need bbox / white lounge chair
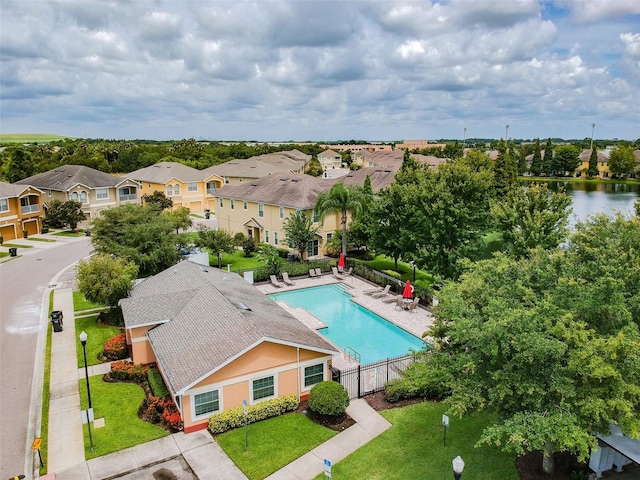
[408,297,420,313]
[309,269,317,279]
[364,286,383,295]
[371,285,391,299]
[383,294,401,304]
[331,266,346,280]
[270,275,284,288]
[282,272,296,286]
[315,268,323,277]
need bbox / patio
[255,273,435,370]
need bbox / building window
[71,192,78,201]
[327,232,332,241]
[80,191,88,204]
[224,177,229,184]
[243,201,248,210]
[188,182,197,192]
[166,185,173,196]
[252,376,275,401]
[307,239,319,257]
[96,188,108,200]
[230,199,235,210]
[258,204,264,218]
[194,390,219,416]
[274,232,278,245]
[279,207,285,219]
[265,230,269,243]
[313,209,320,223]
[174,184,180,195]
[304,364,324,387]
[0,198,8,212]
[219,198,224,208]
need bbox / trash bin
[51,310,63,332]
[9,247,17,257]
[85,230,90,236]
[204,209,210,219]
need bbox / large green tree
[90,203,181,276]
[195,225,235,268]
[429,243,640,474]
[493,139,518,195]
[608,144,637,179]
[163,206,192,233]
[587,147,599,178]
[553,145,580,176]
[282,210,319,260]
[542,138,554,175]
[76,254,138,308]
[493,183,572,258]
[45,200,85,229]
[530,139,543,176]
[315,182,366,256]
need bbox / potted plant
[0,235,4,245]
[23,230,28,238]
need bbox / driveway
[0,235,93,479]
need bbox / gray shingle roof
[120,260,337,394]
[0,181,41,199]
[216,174,332,209]
[128,162,203,183]
[15,165,128,191]
[202,150,310,179]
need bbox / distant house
[202,150,311,186]
[0,181,44,240]
[120,260,338,433]
[214,167,397,257]
[575,149,612,178]
[15,165,141,222]
[127,162,223,213]
[317,149,343,170]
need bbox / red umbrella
[402,280,413,299]
[338,253,345,271]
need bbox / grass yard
[75,315,122,367]
[363,254,437,285]
[38,291,55,476]
[73,291,106,312]
[79,376,167,458]
[313,402,518,480]
[26,237,57,243]
[53,229,87,237]
[216,412,337,479]
[1,242,34,248]
[218,249,262,271]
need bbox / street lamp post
[463,127,466,149]
[409,261,416,282]
[591,123,596,150]
[79,331,94,453]
[452,455,465,480]
[505,124,509,142]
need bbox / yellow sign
[31,437,42,450]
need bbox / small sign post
[442,414,449,447]
[243,400,249,452]
[324,458,332,478]
[32,437,44,468]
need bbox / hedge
[208,394,299,434]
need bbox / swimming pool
[269,284,426,364]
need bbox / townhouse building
[0,181,44,241]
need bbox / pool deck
[256,272,436,370]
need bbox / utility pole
[591,123,596,150]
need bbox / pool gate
[330,353,417,399]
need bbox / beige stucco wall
[128,325,158,365]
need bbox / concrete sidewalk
[45,288,392,479]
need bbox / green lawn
[219,249,263,271]
[313,402,518,480]
[73,291,106,312]
[79,376,167,458]
[363,255,437,285]
[217,413,337,479]
[0,133,72,143]
[75,315,122,367]
[26,237,57,243]
[1,242,34,248]
[53,229,87,237]
[38,291,55,476]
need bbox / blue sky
[1,1,638,141]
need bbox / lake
[525,180,639,227]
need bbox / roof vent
[238,302,252,311]
[250,183,258,186]
[200,266,208,272]
[173,269,178,274]
[291,179,299,182]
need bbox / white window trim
[96,188,109,200]
[279,207,285,219]
[250,374,277,404]
[243,201,248,210]
[258,203,264,218]
[301,361,326,391]
[189,384,223,421]
[0,199,9,212]
[230,199,235,210]
[188,182,197,192]
[219,198,224,208]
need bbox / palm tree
[315,182,366,256]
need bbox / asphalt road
[0,236,93,479]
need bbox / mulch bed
[206,389,594,479]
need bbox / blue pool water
[269,284,426,364]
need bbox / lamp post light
[409,261,416,282]
[463,127,467,149]
[591,123,596,150]
[79,331,94,453]
[452,455,465,480]
[505,124,509,142]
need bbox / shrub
[383,353,452,402]
[208,394,299,434]
[308,381,350,416]
[103,333,128,360]
[147,366,170,398]
[110,360,149,383]
[382,269,402,280]
[139,395,183,431]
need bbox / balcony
[119,194,138,202]
[21,204,40,215]
[206,187,217,195]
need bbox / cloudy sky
[1,1,639,142]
